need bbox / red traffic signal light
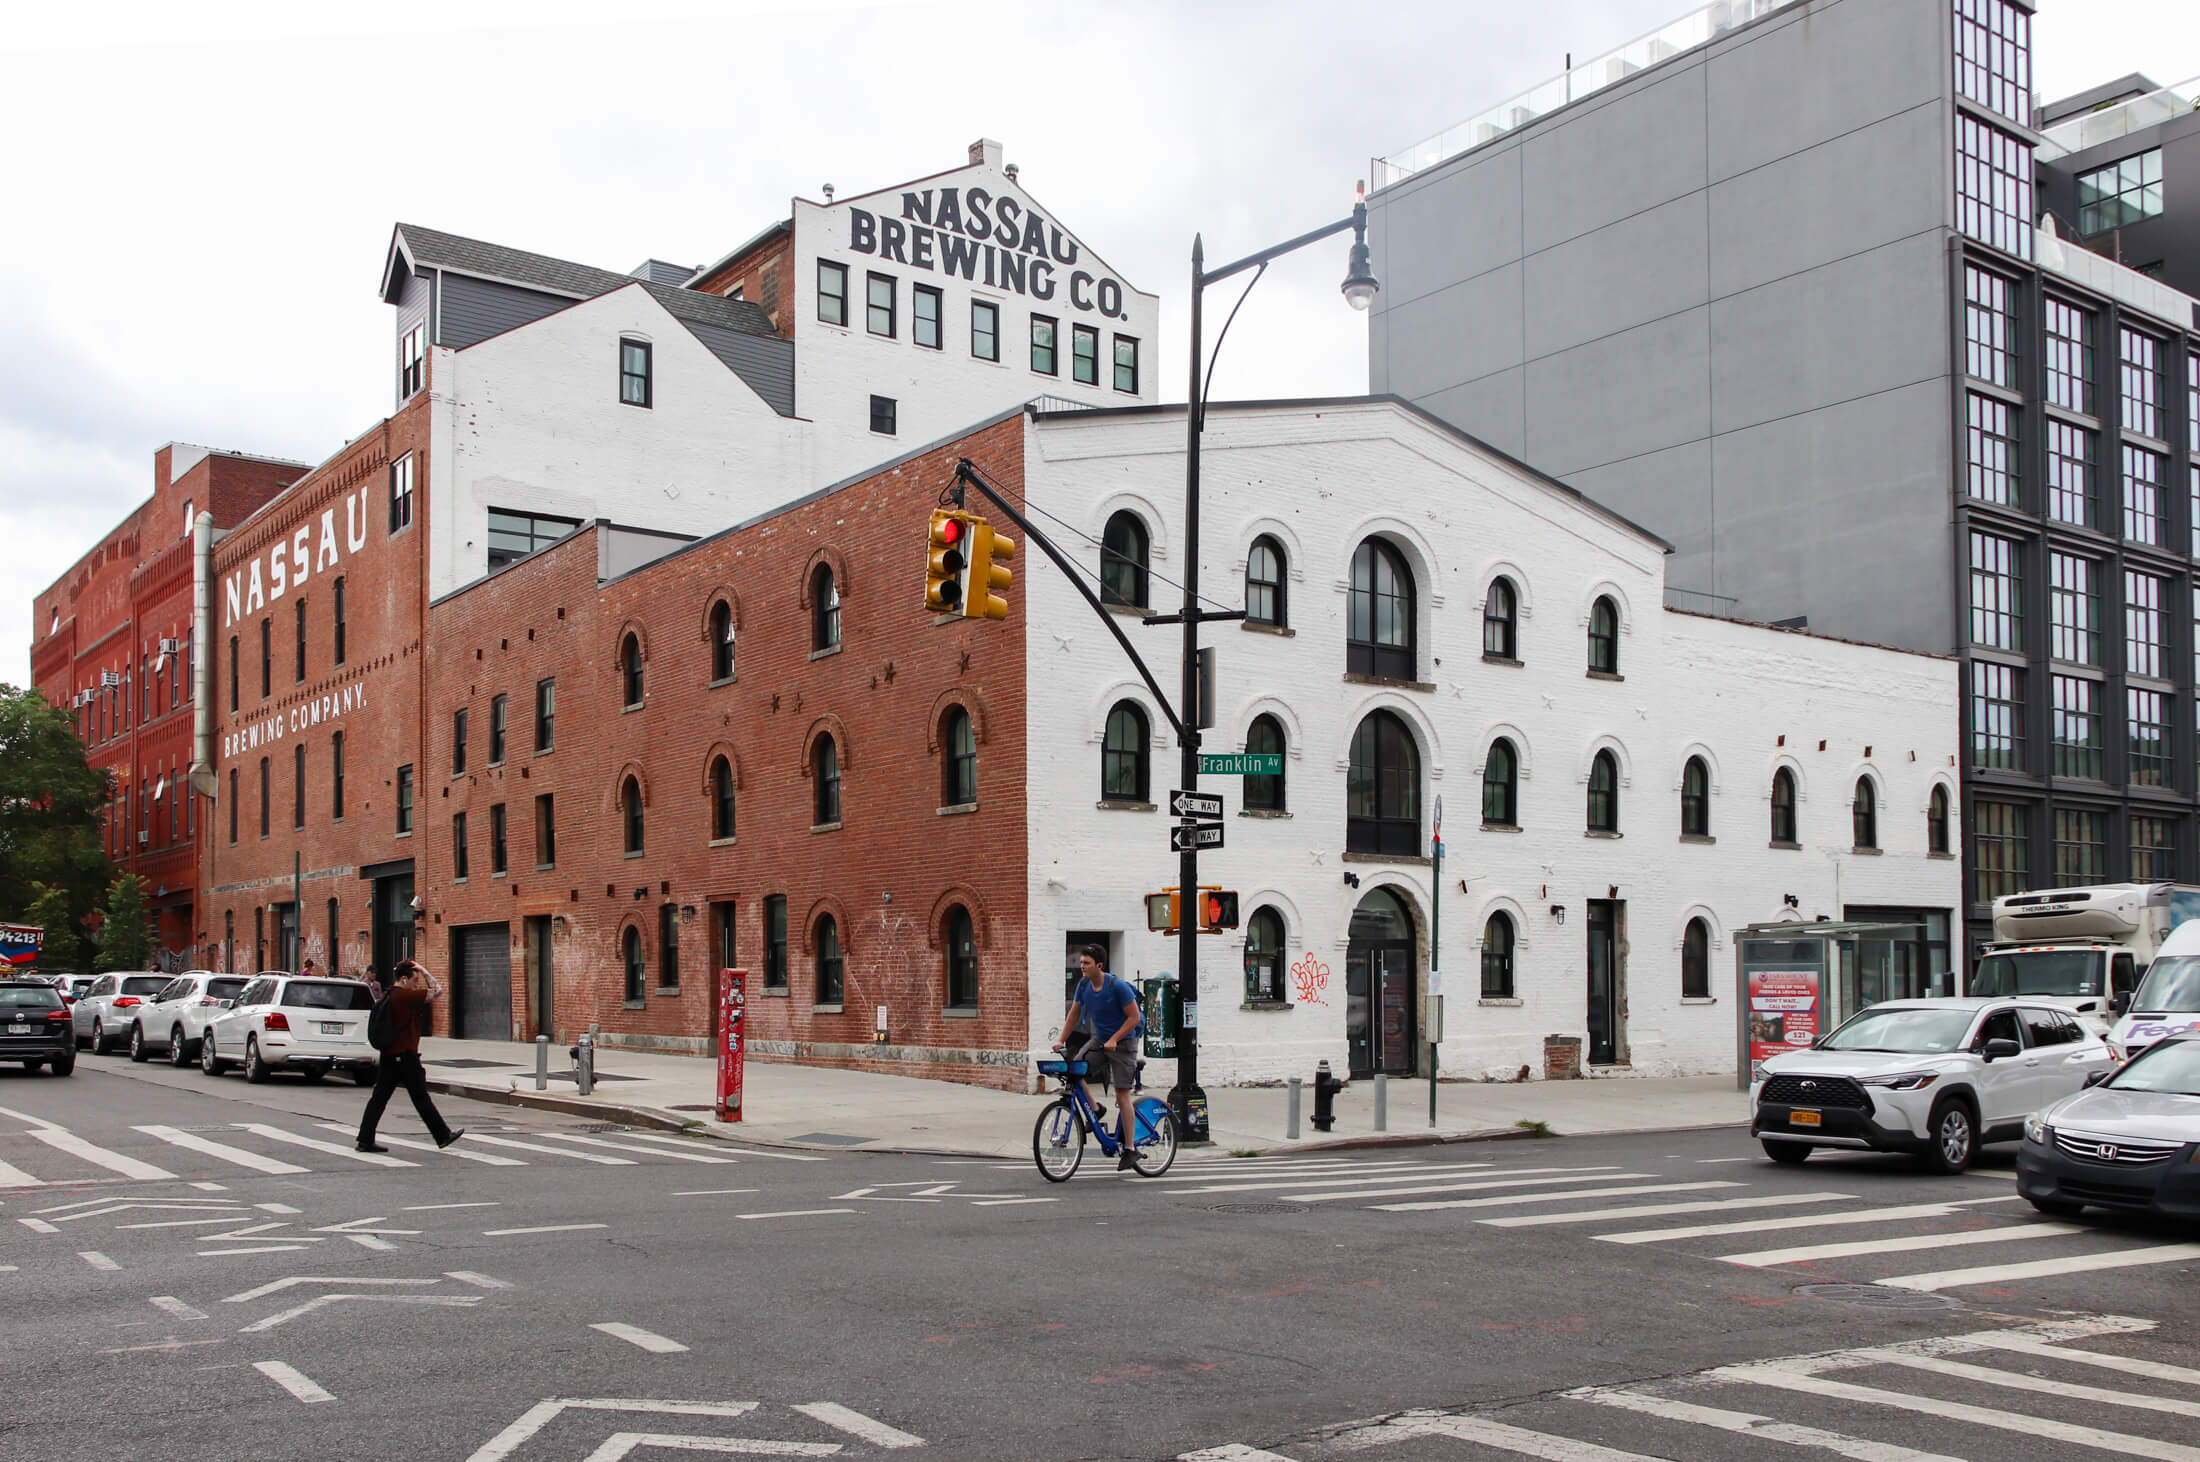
[1200,891,1239,931]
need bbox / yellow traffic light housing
[926,510,971,615]
[1145,890,1179,933]
[966,520,1016,620]
[1199,889,1239,932]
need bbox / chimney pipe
[189,511,218,798]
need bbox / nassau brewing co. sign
[845,188,1133,320]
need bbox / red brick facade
[689,224,795,337]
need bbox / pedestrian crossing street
[1185,1312,2200,1462]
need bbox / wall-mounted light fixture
[1783,893,1800,909]
[1343,872,1361,889]
[1549,904,1566,924]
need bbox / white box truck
[1977,882,2200,1030]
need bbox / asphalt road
[4,1054,2199,1462]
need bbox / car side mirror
[1981,1037,2022,1062]
[2110,992,2131,1015]
[218,999,235,1010]
[2082,1069,2112,1088]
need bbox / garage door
[453,923,512,1041]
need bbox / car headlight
[1856,1072,1940,1090]
[2024,1113,2052,1145]
[1750,1061,1767,1082]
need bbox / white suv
[127,972,251,1066]
[201,975,377,1085]
[73,973,175,1054]
[1751,997,2114,1173]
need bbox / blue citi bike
[1032,1053,1179,1180]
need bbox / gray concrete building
[1364,0,2200,960]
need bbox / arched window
[621,633,644,707]
[1480,913,1515,998]
[1348,539,1416,680]
[1483,578,1518,660]
[811,565,840,652]
[1771,768,1798,844]
[1347,710,1421,855]
[1101,702,1150,803]
[814,736,842,825]
[622,925,644,1002]
[1587,750,1620,833]
[1244,906,1286,1003]
[1246,535,1286,626]
[1588,596,1620,674]
[621,776,644,854]
[1100,511,1149,607]
[1853,776,1878,849]
[944,906,978,1010]
[711,756,736,840]
[1929,784,1951,855]
[1681,757,1710,837]
[941,706,977,807]
[816,914,845,1004]
[1482,739,1518,827]
[1244,715,1286,812]
[1682,918,1711,999]
[710,601,735,681]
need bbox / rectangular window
[259,619,271,698]
[489,694,507,765]
[294,599,307,684]
[2122,328,2162,438]
[399,321,426,399]
[1071,324,1099,385]
[2133,815,2177,881]
[1965,393,2017,505]
[535,678,555,753]
[869,394,897,435]
[618,339,652,408]
[389,454,414,534]
[229,636,239,712]
[912,285,942,349]
[333,578,346,665]
[1113,335,1140,394]
[259,757,270,838]
[817,260,848,326]
[2045,421,2095,527]
[2192,463,2200,559]
[659,904,680,992]
[490,803,507,875]
[452,812,469,881]
[535,793,555,868]
[2124,443,2164,545]
[1952,0,2031,125]
[452,708,468,776]
[2131,687,2171,786]
[1971,660,2024,770]
[2054,808,2106,887]
[293,744,305,829]
[2190,354,2199,454]
[332,731,345,819]
[971,300,999,361]
[1963,264,2016,386]
[2126,568,2165,678]
[1030,314,1057,374]
[2078,148,2164,236]
[866,272,895,337]
[763,894,788,991]
[711,900,737,972]
[1969,530,2021,650]
[2052,675,2101,780]
[395,765,413,835]
[1955,112,2034,261]
[229,768,238,844]
[1973,800,2030,903]
[2050,552,2099,664]
[2043,298,2094,414]
[486,508,580,571]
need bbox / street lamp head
[1341,190,1379,310]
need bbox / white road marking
[1335,1411,1659,1458]
[1571,1385,1964,1461]
[462,1399,761,1462]
[0,1156,44,1188]
[151,1296,208,1320]
[315,1217,421,1234]
[444,1271,512,1289]
[1855,1347,2200,1418]
[189,1181,228,1191]
[483,1223,609,1237]
[574,1433,836,1459]
[1721,1221,2088,1267]
[17,1217,58,1234]
[55,1201,243,1222]
[674,1189,761,1198]
[256,1203,303,1214]
[78,1250,120,1270]
[136,1125,309,1175]
[116,1216,257,1229]
[1973,1332,2200,1385]
[1295,1172,1664,1205]
[537,1132,739,1164]
[972,1198,1058,1206]
[644,1138,827,1161]
[199,1244,314,1255]
[99,1336,224,1354]
[1880,1243,2200,1291]
[239,1293,481,1333]
[1376,1181,1742,1213]
[1181,1448,1296,1462]
[28,1128,175,1181]
[224,1275,443,1304]
[234,1123,414,1167]
[737,1209,857,1221]
[1694,1157,1754,1164]
[591,1322,689,1354]
[1164,1162,1528,1195]
[254,1360,335,1404]
[791,1400,927,1448]
[315,1123,526,1165]
[466,1133,635,1165]
[1598,1196,2021,1243]
[347,1234,398,1251]
[200,1222,313,1242]
[0,1265,14,1272]
[1482,1192,1858,1227]
[405,1202,503,1211]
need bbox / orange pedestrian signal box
[1144,890,1179,933]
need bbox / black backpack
[366,992,396,1053]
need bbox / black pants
[357,1051,452,1145]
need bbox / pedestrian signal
[926,510,971,615]
[1144,890,1179,932]
[1200,890,1239,931]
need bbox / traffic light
[966,519,1017,620]
[1199,890,1239,932]
[1144,890,1179,933]
[926,510,970,615]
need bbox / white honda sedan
[200,974,378,1085]
[127,972,251,1066]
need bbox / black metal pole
[1171,235,1209,1145]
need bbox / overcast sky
[4,0,2196,687]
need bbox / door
[1346,889,1417,1079]
[371,875,416,982]
[524,916,554,1042]
[453,923,513,1041]
[1971,1007,2029,1123]
[1587,899,1621,1065]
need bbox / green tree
[23,883,84,972]
[94,872,154,973]
[0,684,113,926]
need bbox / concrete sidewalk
[417,1036,1750,1158]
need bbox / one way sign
[1169,789,1223,819]
[1170,822,1225,852]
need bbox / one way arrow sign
[1170,822,1225,852]
[1169,789,1223,819]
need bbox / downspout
[188,511,218,798]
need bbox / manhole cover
[1208,1202,1312,1215]
[1794,1284,1962,1311]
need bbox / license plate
[319,1022,345,1035]
[1789,1109,1822,1127]
[8,1022,26,1035]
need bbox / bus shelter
[1731,920,1924,1091]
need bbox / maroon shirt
[385,986,429,1054]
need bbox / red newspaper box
[717,968,747,1122]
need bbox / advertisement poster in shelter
[1747,968,1821,1065]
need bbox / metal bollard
[1286,1077,1302,1141]
[571,1030,595,1097]
[534,1034,550,1092]
[1374,1073,1388,1132]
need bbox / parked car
[46,974,96,1004]
[73,973,177,1054]
[2105,920,2200,1062]
[200,974,377,1085]
[2019,1030,2200,1220]
[128,972,251,1066]
[0,980,76,1075]
[1751,997,2114,1173]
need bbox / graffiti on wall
[1290,952,1330,1006]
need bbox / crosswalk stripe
[529,1132,738,1163]
[1720,1220,2089,1267]
[27,1128,175,1181]
[0,1157,44,1188]
[1571,1385,1964,1461]
[1482,1192,1858,1227]
[1166,1164,1600,1197]
[1295,1172,1659,1205]
[1714,1362,2200,1462]
[1598,1197,2020,1244]
[314,1123,525,1165]
[1974,1333,2200,1387]
[233,1124,414,1168]
[465,1133,634,1165]
[136,1126,310,1175]
[1338,1412,1661,1459]
[1879,1242,2200,1292]
[1377,1181,1741,1214]
[1856,1348,2200,1419]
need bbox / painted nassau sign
[846,187,1133,320]
[222,486,374,629]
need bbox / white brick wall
[1020,400,1962,1087]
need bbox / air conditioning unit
[159,637,179,654]
[101,670,120,687]
[136,831,149,845]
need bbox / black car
[0,980,78,1075]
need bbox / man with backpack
[356,959,463,1154]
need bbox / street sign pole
[1173,237,1208,1147]
[1429,795,1442,1129]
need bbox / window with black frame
[1071,323,1098,385]
[710,601,736,681]
[1245,536,1286,626]
[1587,751,1619,834]
[1243,907,1285,1004]
[1480,913,1514,998]
[619,339,652,408]
[1681,756,1710,837]
[1482,739,1517,827]
[811,566,841,651]
[622,777,644,855]
[944,906,978,1010]
[942,707,977,807]
[816,916,844,1004]
[712,756,737,840]
[763,894,787,991]
[1770,768,1797,845]
[913,285,942,350]
[1853,777,1878,849]
[814,736,842,825]
[1484,578,1517,659]
[817,261,848,326]
[1100,512,1149,608]
[1244,715,1285,812]
[866,273,896,337]
[1588,597,1620,674]
[623,926,644,1003]
[659,903,679,992]
[1347,539,1415,680]
[1682,918,1711,999]
[1929,785,1951,855]
[1346,710,1420,855]
[1101,702,1149,804]
[487,510,579,571]
[622,634,645,707]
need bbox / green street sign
[1199,753,1282,776]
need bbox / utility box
[1142,972,1180,1059]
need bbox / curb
[1248,1124,1549,1156]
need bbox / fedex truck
[1977,882,2200,1030]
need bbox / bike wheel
[1130,1097,1178,1178]
[1032,1098,1085,1183]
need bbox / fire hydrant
[1310,1059,1346,1133]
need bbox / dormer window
[399,322,425,400]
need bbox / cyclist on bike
[1055,944,1143,1170]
